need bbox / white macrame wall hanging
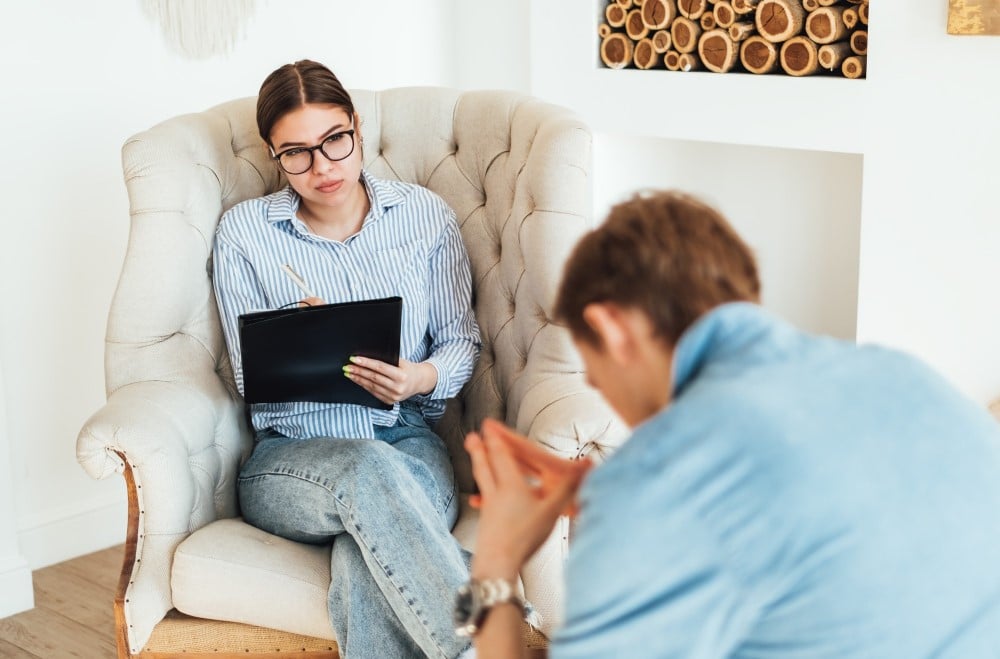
[140,0,259,59]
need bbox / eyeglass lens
[278,131,355,175]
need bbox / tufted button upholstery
[76,88,627,653]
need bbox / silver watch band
[454,577,525,637]
[478,577,521,609]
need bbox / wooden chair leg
[114,451,140,659]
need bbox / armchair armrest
[76,378,248,654]
[516,375,627,462]
[513,373,628,638]
[78,376,248,523]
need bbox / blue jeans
[237,405,470,659]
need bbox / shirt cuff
[424,357,450,400]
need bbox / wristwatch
[454,577,525,637]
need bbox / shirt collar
[671,302,785,397]
[263,169,407,225]
[360,169,406,221]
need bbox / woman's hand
[466,419,593,580]
[343,356,438,405]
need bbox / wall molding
[19,495,126,570]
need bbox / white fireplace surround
[557,2,869,155]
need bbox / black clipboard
[238,296,402,410]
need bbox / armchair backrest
[108,88,596,501]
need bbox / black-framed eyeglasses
[271,129,356,175]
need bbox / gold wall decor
[948,0,1000,35]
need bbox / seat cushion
[171,517,336,639]
[171,499,484,640]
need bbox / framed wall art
[948,0,1000,35]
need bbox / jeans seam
[237,468,334,487]
[340,497,452,659]
[442,486,456,515]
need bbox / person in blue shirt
[461,190,1000,657]
[213,60,481,659]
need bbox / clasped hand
[466,419,594,580]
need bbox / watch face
[454,582,480,637]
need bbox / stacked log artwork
[599,0,868,77]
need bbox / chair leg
[114,451,140,659]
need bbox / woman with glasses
[212,60,482,659]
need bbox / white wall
[0,358,33,618]
[454,0,531,93]
[0,0,460,606]
[857,5,1000,403]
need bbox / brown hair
[256,60,355,147]
[554,190,760,347]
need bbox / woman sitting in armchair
[212,59,481,659]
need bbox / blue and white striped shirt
[212,170,481,440]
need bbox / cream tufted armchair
[76,88,625,658]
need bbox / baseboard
[19,496,127,569]
[0,554,34,618]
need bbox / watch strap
[455,577,524,637]
[478,577,522,610]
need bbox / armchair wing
[76,99,273,654]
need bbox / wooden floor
[0,545,122,658]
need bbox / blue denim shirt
[554,303,1000,658]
